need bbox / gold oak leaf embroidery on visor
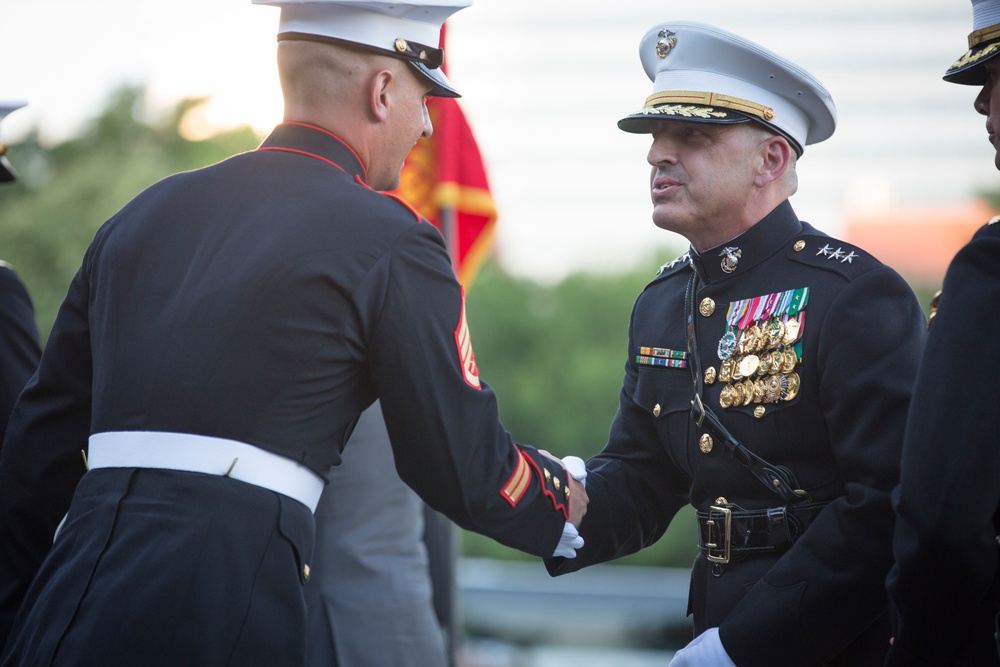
[636,105,728,119]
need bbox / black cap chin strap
[276,32,443,69]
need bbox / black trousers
[2,468,314,667]
[688,554,892,666]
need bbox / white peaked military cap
[945,0,1000,84]
[618,21,837,156]
[0,101,27,183]
[253,0,471,98]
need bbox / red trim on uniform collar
[257,146,348,172]
[279,121,368,183]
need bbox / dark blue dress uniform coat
[886,219,1000,667]
[0,122,571,666]
[0,263,40,446]
[547,201,927,666]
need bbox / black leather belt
[697,499,829,564]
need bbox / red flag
[392,26,497,287]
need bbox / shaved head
[277,40,399,122]
[275,39,433,191]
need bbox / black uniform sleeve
[545,294,692,575]
[720,267,926,665]
[366,222,569,557]
[0,265,94,645]
[886,226,1000,665]
[0,266,41,446]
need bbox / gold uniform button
[793,240,806,252]
[754,406,766,419]
[653,403,661,417]
[699,297,716,317]
[543,468,551,481]
[394,38,408,53]
[698,433,713,454]
[704,366,717,385]
[553,476,561,491]
[564,486,571,499]
[303,564,311,581]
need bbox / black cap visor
[0,154,16,183]
[617,106,804,156]
[411,61,460,98]
[617,105,750,134]
[945,41,1000,85]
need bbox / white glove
[552,521,583,558]
[551,455,588,558]
[668,628,736,667]
[561,455,587,487]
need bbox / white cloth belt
[88,431,325,512]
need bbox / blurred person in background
[306,401,452,667]
[0,101,41,448]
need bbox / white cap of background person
[253,0,471,98]
[0,101,26,183]
[617,21,837,157]
[945,0,1000,84]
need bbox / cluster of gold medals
[708,287,809,410]
[715,318,801,408]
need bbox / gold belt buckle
[705,496,732,564]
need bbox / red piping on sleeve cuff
[499,447,570,521]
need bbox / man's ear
[754,135,792,187]
[370,69,394,122]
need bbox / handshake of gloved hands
[549,455,588,559]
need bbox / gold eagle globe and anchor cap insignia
[617,21,837,156]
[656,29,677,58]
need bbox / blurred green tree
[0,85,261,337]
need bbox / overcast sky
[1,0,992,282]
